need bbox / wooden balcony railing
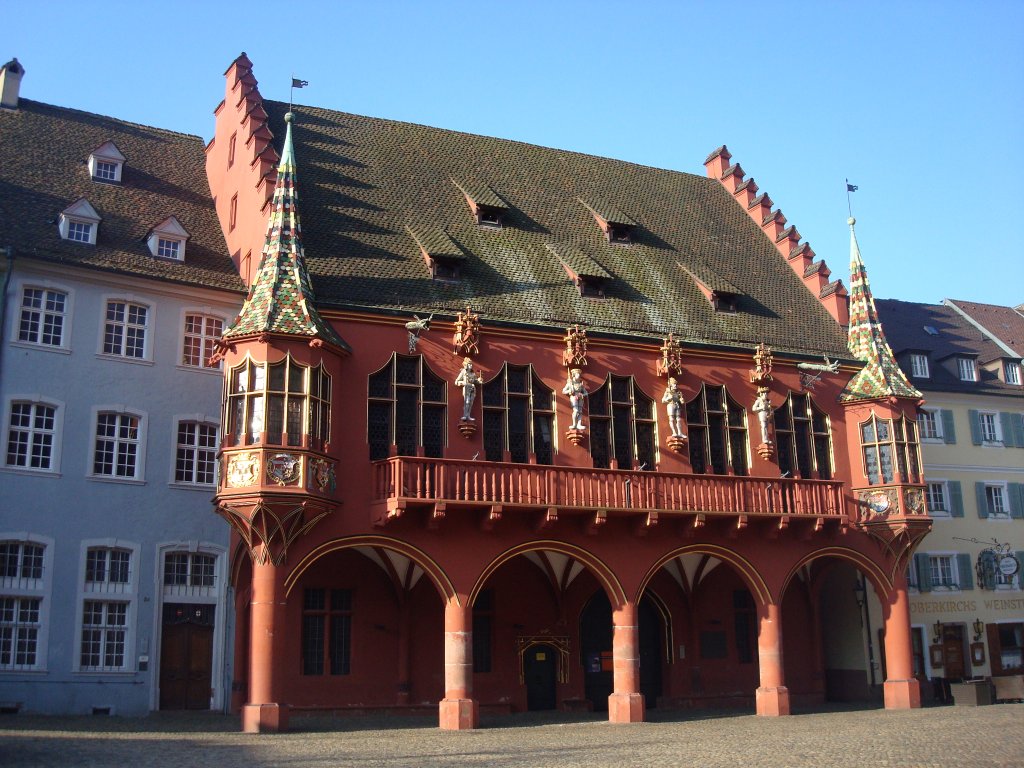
[372,456,850,524]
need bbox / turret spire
[222,112,348,351]
[840,217,920,401]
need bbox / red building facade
[206,54,931,732]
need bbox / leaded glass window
[589,374,655,470]
[481,363,554,464]
[366,354,446,460]
[686,384,747,475]
[773,393,832,480]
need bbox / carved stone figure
[657,332,684,378]
[661,377,686,438]
[750,342,774,385]
[752,388,773,445]
[562,325,588,368]
[405,313,433,353]
[454,357,484,421]
[452,305,481,356]
[562,368,588,430]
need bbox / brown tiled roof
[875,299,1023,397]
[0,99,244,293]
[266,101,851,357]
[947,299,1024,358]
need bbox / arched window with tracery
[226,355,331,449]
[589,374,656,470]
[773,392,832,479]
[686,384,748,475]
[367,354,446,461]
[859,412,921,485]
[481,364,554,464]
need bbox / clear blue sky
[8,1,1023,307]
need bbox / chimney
[0,58,25,109]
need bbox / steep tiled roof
[0,99,244,293]
[946,299,1024,359]
[840,218,921,401]
[875,299,1023,397]
[258,101,851,358]
[224,114,348,350]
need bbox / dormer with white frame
[146,216,190,261]
[58,198,101,245]
[88,141,125,184]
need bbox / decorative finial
[285,112,294,124]
[848,216,856,226]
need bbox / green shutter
[948,481,964,517]
[975,481,989,519]
[915,553,932,592]
[1012,413,1024,449]
[968,409,982,445]
[1000,412,1016,447]
[1009,483,1024,519]
[941,410,957,444]
[957,553,974,590]
[1017,552,1024,591]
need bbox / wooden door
[942,624,966,680]
[160,604,214,710]
[524,644,557,711]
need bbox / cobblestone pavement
[1,704,1022,768]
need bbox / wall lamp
[973,618,985,641]
[933,620,943,644]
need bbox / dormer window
[58,198,101,245]
[87,141,125,184]
[909,353,930,378]
[711,290,738,313]
[452,180,508,228]
[546,242,610,299]
[678,262,743,314]
[146,216,189,261]
[1005,361,1021,386]
[579,199,636,245]
[957,357,977,382]
[407,226,466,282]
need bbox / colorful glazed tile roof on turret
[840,217,921,402]
[223,113,349,351]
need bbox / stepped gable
[0,99,243,293]
[840,218,921,402]
[254,100,850,359]
[223,113,348,351]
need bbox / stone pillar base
[884,678,921,710]
[755,686,791,716]
[439,697,479,730]
[242,703,289,733]
[607,692,645,723]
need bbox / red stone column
[755,601,791,716]
[396,599,411,706]
[242,560,289,733]
[881,575,921,709]
[608,601,645,723]
[439,599,478,730]
[230,585,249,713]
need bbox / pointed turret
[840,217,920,402]
[222,112,349,352]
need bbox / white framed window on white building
[926,481,949,516]
[930,555,957,590]
[89,408,146,482]
[57,198,100,245]
[980,411,1001,443]
[145,216,189,262]
[982,483,1008,519]
[4,398,63,474]
[957,356,977,382]
[181,312,224,369]
[1006,362,1022,386]
[909,353,930,378]
[919,409,939,440]
[0,535,53,671]
[162,550,217,599]
[87,141,125,184]
[76,540,138,673]
[173,419,218,487]
[101,299,150,360]
[16,286,69,349]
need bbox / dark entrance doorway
[524,643,557,710]
[160,603,215,710]
[580,591,663,711]
[941,623,966,681]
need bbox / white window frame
[0,534,53,672]
[88,406,147,484]
[67,220,92,243]
[957,357,977,382]
[928,553,960,592]
[157,238,181,260]
[98,296,153,363]
[88,142,125,184]
[145,216,189,261]
[1006,362,1022,386]
[979,411,1002,444]
[985,483,1009,519]
[93,160,118,182]
[926,480,950,517]
[15,285,70,350]
[3,397,64,475]
[170,416,219,489]
[58,199,100,245]
[909,353,930,378]
[180,310,225,371]
[918,408,941,441]
[75,539,138,674]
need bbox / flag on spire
[292,78,308,88]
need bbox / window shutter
[940,410,957,444]
[975,482,989,519]
[987,623,1004,675]
[948,481,964,517]
[999,412,1016,447]
[968,409,982,445]
[956,553,973,590]
[1017,552,1024,591]
[1012,413,1024,448]
[1009,483,1024,519]
[915,553,932,592]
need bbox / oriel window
[366,354,446,460]
[589,374,655,470]
[859,412,920,485]
[686,384,748,475]
[481,363,554,464]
